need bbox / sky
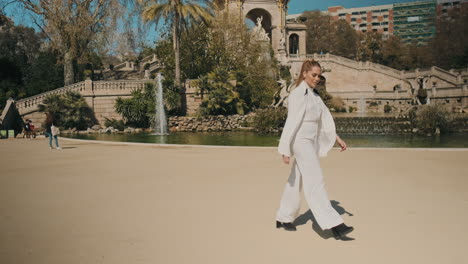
[2,0,424,47]
[288,0,419,14]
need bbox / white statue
[279,29,285,50]
[252,16,270,42]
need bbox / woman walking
[44,113,61,150]
[276,59,353,240]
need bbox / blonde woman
[276,60,353,240]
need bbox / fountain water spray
[153,73,168,135]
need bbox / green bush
[384,104,392,113]
[415,103,453,135]
[38,91,97,130]
[104,118,125,131]
[115,83,158,128]
[348,106,357,113]
[369,101,378,107]
[252,107,287,133]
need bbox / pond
[63,131,468,148]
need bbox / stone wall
[168,114,468,134]
[334,116,411,134]
[168,115,253,132]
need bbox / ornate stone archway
[245,8,273,43]
[225,0,306,63]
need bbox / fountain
[153,73,168,135]
[357,94,366,114]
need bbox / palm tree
[140,0,214,90]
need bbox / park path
[1,138,467,264]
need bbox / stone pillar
[462,85,468,109]
[83,78,94,110]
[185,80,203,116]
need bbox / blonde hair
[294,59,322,87]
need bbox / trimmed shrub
[38,91,97,130]
[252,107,287,133]
[104,118,125,131]
[415,103,453,135]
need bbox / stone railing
[404,67,460,85]
[93,80,148,94]
[430,66,459,85]
[113,61,136,71]
[429,86,466,98]
[140,54,158,67]
[331,90,412,100]
[15,81,86,115]
[13,80,152,115]
[303,53,404,80]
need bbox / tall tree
[12,0,124,85]
[139,0,214,91]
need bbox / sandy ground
[1,137,468,264]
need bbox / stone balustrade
[16,82,86,115]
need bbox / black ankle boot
[276,221,297,231]
[331,223,354,239]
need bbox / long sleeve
[278,83,306,157]
[317,100,337,157]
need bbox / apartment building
[286,0,466,44]
[327,4,394,39]
[393,1,437,44]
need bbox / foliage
[104,118,125,131]
[314,85,333,107]
[430,4,468,69]
[114,83,160,128]
[415,104,453,135]
[154,11,279,116]
[0,21,63,110]
[369,102,378,107]
[38,91,97,130]
[13,0,127,85]
[301,9,466,70]
[140,0,214,92]
[196,13,278,115]
[348,106,357,113]
[197,68,246,115]
[279,65,292,86]
[329,96,346,112]
[252,107,287,133]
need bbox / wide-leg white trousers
[276,137,343,230]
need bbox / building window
[384,28,388,31]
[373,29,378,32]
[351,18,356,21]
[384,15,388,18]
[289,34,299,55]
[362,29,367,33]
[372,16,378,19]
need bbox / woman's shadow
[292,200,355,241]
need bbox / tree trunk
[173,15,181,89]
[64,51,74,86]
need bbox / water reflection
[64,132,468,148]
